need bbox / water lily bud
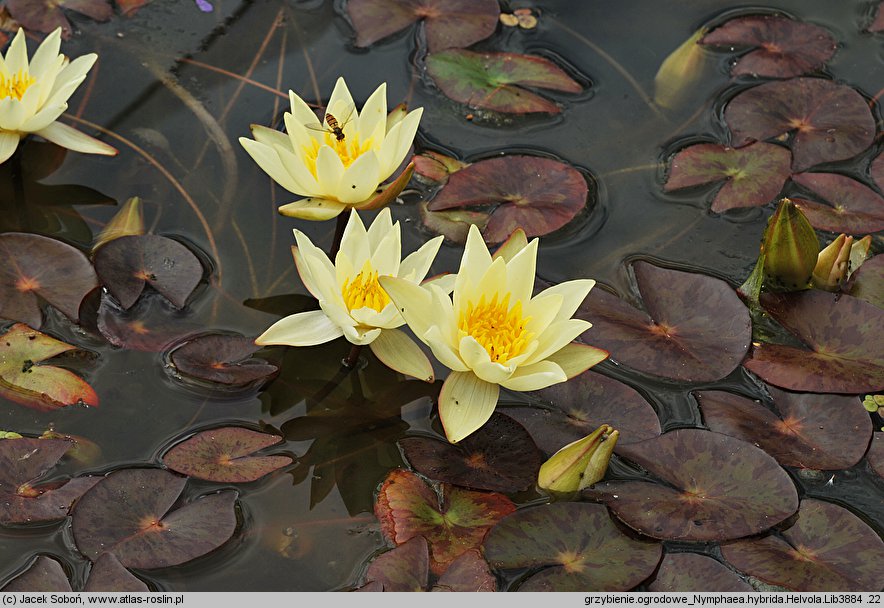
[538,424,618,495]
[761,199,819,291]
[812,234,852,291]
[849,235,872,277]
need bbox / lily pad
[425,155,588,244]
[420,201,488,245]
[162,426,292,483]
[167,333,279,387]
[426,50,582,114]
[0,323,99,412]
[871,1,884,32]
[83,553,149,592]
[845,255,882,309]
[575,261,752,382]
[700,15,837,78]
[505,370,661,455]
[483,502,662,591]
[871,153,884,191]
[96,294,198,352]
[721,499,884,591]
[93,234,203,310]
[790,172,884,234]
[0,233,98,328]
[744,291,884,393]
[431,549,495,592]
[696,388,873,470]
[71,468,238,569]
[868,433,884,479]
[347,0,499,53]
[374,468,515,575]
[399,413,543,492]
[724,78,875,172]
[2,556,71,592]
[585,429,799,541]
[7,0,112,37]
[0,437,100,525]
[647,552,753,592]
[361,535,429,592]
[663,142,791,212]
[413,151,468,185]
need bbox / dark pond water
[0,0,882,593]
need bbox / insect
[306,109,354,142]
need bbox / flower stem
[327,211,348,260]
[342,343,363,369]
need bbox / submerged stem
[342,344,363,369]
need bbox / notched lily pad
[162,426,292,483]
[576,261,751,382]
[413,150,468,185]
[2,555,72,592]
[790,172,884,234]
[424,155,588,244]
[648,552,753,592]
[483,502,662,591]
[167,333,279,387]
[744,291,884,393]
[426,50,582,114]
[663,142,791,212]
[96,294,198,352]
[724,78,875,172]
[700,15,837,78]
[721,499,884,591]
[83,553,149,592]
[7,0,112,37]
[585,429,798,542]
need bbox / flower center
[459,293,533,365]
[341,261,390,313]
[302,131,374,178]
[0,69,35,101]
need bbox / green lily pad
[647,552,753,592]
[585,429,798,542]
[744,291,884,393]
[483,502,662,591]
[721,499,884,591]
[790,172,884,234]
[663,142,791,212]
[426,50,582,114]
[847,255,884,309]
[374,469,515,575]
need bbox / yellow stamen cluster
[459,293,533,365]
[301,131,373,177]
[341,262,390,312]
[0,69,35,101]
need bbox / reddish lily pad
[168,333,279,387]
[647,552,753,592]
[790,172,884,234]
[868,433,884,479]
[399,412,543,492]
[362,535,429,592]
[505,370,661,455]
[425,155,588,244]
[71,468,237,569]
[374,469,515,575]
[431,549,495,592]
[162,426,292,483]
[0,323,99,412]
[2,556,72,592]
[744,291,884,393]
[700,15,837,78]
[0,233,98,328]
[724,78,875,172]
[696,388,873,470]
[426,50,582,115]
[419,201,487,245]
[347,0,499,53]
[585,429,799,541]
[94,234,203,310]
[871,153,884,191]
[0,437,100,525]
[83,553,149,592]
[663,142,791,212]
[846,255,883,309]
[576,261,752,382]
[871,1,884,32]
[483,502,662,591]
[721,499,884,591]
[96,294,198,352]
[7,0,112,37]
[413,151,468,185]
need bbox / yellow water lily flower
[379,225,609,443]
[255,208,448,382]
[0,28,117,164]
[239,77,422,221]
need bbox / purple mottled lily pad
[399,413,542,492]
[700,15,837,78]
[744,291,884,393]
[162,427,292,483]
[576,261,751,382]
[663,142,791,212]
[790,172,884,233]
[647,552,753,592]
[483,502,662,591]
[0,233,98,328]
[696,387,873,470]
[7,0,112,37]
[168,333,279,386]
[362,536,429,592]
[97,294,198,352]
[0,438,100,525]
[868,433,884,479]
[426,50,582,114]
[83,553,149,592]
[1,556,72,592]
[505,370,660,455]
[432,549,495,592]
[721,499,884,591]
[871,153,884,191]
[847,255,883,309]
[347,0,499,53]
[724,78,875,172]
[374,469,515,576]
[585,429,798,541]
[72,468,237,569]
[94,234,203,310]
[425,155,588,244]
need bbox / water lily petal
[19,103,67,133]
[278,197,347,220]
[292,245,321,299]
[251,124,292,150]
[339,150,381,203]
[27,28,62,82]
[492,228,529,262]
[369,221,401,277]
[499,360,567,391]
[45,55,96,109]
[5,29,28,75]
[366,302,403,329]
[535,278,596,323]
[421,272,456,293]
[35,121,117,155]
[523,292,564,337]
[341,324,382,345]
[378,107,422,179]
[0,97,27,130]
[378,275,435,338]
[400,235,444,282]
[425,325,469,371]
[369,328,434,382]
[275,145,320,193]
[325,77,357,126]
[289,90,321,131]
[0,130,21,164]
[438,371,500,443]
[523,318,593,366]
[454,224,493,304]
[240,138,304,195]
[357,82,387,143]
[315,145,346,197]
[543,342,609,379]
[459,335,515,384]
[283,111,314,153]
[255,310,344,346]
[338,209,370,269]
[365,207,394,250]
[505,237,538,304]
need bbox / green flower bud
[538,424,618,496]
[812,234,853,291]
[761,199,819,291]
